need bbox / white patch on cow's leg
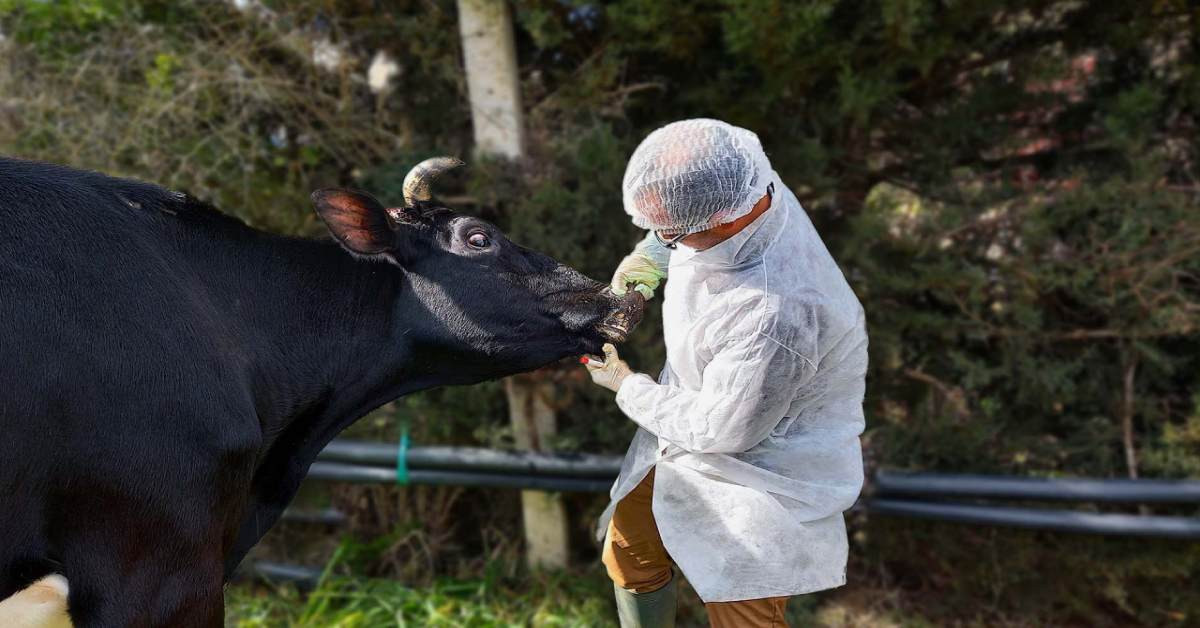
[0,574,73,627]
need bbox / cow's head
[311,157,643,380]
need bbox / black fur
[0,157,638,626]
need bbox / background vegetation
[2,0,1198,625]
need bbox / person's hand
[610,251,665,300]
[582,343,634,393]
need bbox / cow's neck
[210,233,455,574]
[216,235,425,454]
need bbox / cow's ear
[311,188,394,255]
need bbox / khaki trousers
[602,468,791,628]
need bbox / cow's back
[0,158,201,326]
[1,157,233,407]
[0,159,260,596]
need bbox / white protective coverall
[596,182,867,603]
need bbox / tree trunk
[457,0,567,569]
[504,375,569,568]
[1121,352,1139,480]
[457,0,524,159]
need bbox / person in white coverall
[583,119,867,628]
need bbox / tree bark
[457,0,524,159]
[457,0,567,569]
[1121,352,1139,480]
[504,375,568,569]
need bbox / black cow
[0,156,642,626]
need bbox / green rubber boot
[613,573,677,628]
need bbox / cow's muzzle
[597,288,645,343]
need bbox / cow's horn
[402,156,464,206]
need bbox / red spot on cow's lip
[580,356,589,364]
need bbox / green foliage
[3,0,1199,624]
[0,0,126,52]
[144,52,178,92]
[849,173,1200,477]
[1144,403,1200,478]
[864,518,1200,626]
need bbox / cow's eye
[467,231,491,249]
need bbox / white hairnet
[622,119,777,235]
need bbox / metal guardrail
[243,561,325,590]
[873,471,1200,503]
[278,508,347,526]
[307,461,613,493]
[867,471,1200,539]
[867,499,1200,538]
[247,444,1200,586]
[318,440,622,478]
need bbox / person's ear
[311,188,395,255]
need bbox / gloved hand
[582,343,634,393]
[611,233,671,300]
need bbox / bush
[3,0,1199,623]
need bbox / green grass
[226,569,619,628]
[225,544,932,627]
[225,562,833,627]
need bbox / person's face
[653,190,773,251]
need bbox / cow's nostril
[620,289,645,321]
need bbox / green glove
[611,233,671,300]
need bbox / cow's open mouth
[599,322,632,343]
